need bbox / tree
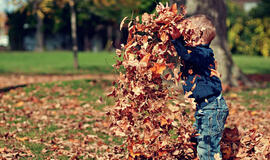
[250,0,270,18]
[12,0,53,52]
[7,10,28,50]
[170,0,253,87]
[12,0,79,68]
[90,0,157,50]
[69,0,79,69]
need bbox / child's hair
[184,14,216,45]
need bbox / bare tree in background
[33,0,44,52]
[69,0,79,69]
[170,0,253,87]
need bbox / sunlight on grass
[0,51,116,75]
[0,52,269,75]
[232,55,270,74]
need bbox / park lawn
[0,51,116,75]
[0,51,269,75]
[232,55,270,74]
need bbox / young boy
[171,15,229,160]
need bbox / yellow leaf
[251,111,257,116]
[0,147,6,152]
[230,93,238,98]
[214,153,222,160]
[15,101,24,107]
[16,137,29,142]
[191,83,196,91]
[160,32,169,42]
[37,10,44,19]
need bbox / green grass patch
[23,79,114,108]
[0,51,116,75]
[46,124,60,133]
[232,55,270,74]
[24,142,49,158]
[58,156,70,160]
[0,51,269,75]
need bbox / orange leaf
[188,69,193,74]
[210,69,221,78]
[160,116,168,126]
[191,83,196,91]
[158,150,167,156]
[170,3,178,14]
[150,63,166,75]
[128,143,141,158]
[140,54,151,64]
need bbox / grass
[0,51,269,75]
[0,51,116,75]
[232,55,270,74]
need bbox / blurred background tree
[227,0,270,57]
[10,0,54,52]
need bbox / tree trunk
[105,25,113,51]
[83,32,90,51]
[34,1,44,52]
[114,23,121,49]
[69,0,79,69]
[170,0,254,87]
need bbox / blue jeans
[193,94,229,160]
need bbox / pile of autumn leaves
[107,3,196,159]
[106,3,270,160]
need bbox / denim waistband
[196,93,222,109]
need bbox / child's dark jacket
[172,37,222,107]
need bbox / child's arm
[172,37,212,64]
[171,37,188,57]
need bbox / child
[171,15,229,160]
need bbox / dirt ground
[0,74,118,90]
[0,74,269,91]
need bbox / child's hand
[169,19,187,40]
[169,26,181,40]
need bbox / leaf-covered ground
[0,80,120,159]
[0,80,269,159]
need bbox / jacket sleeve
[171,37,188,58]
[171,37,212,64]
